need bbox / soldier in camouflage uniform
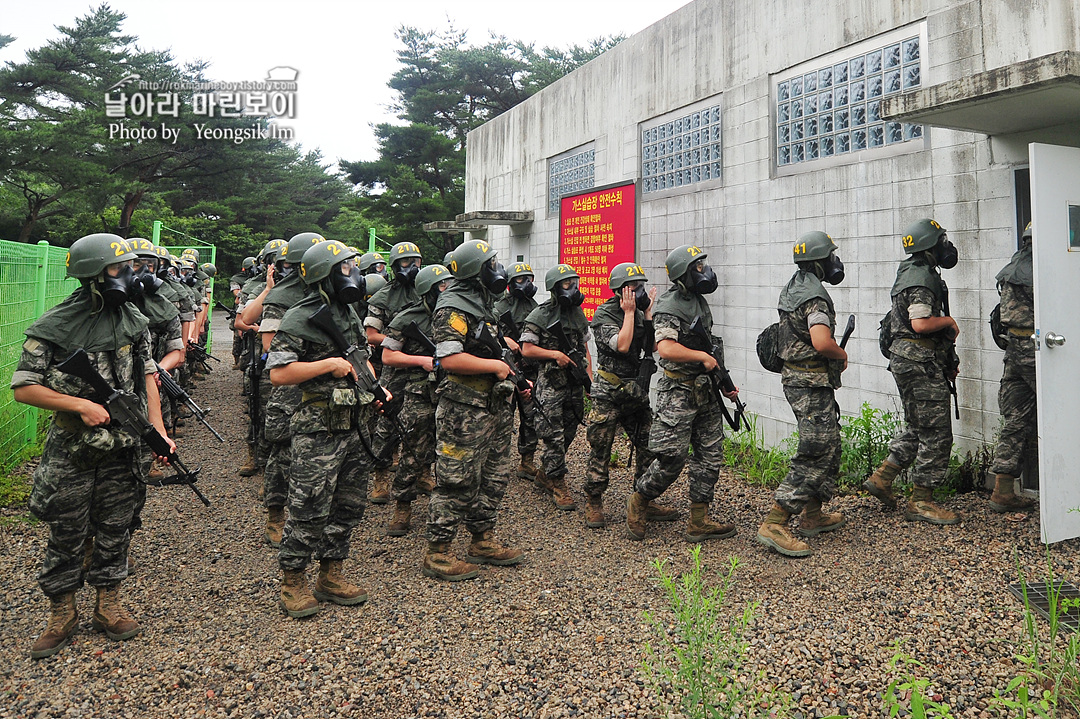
[989,223,1037,512]
[494,262,541,482]
[757,232,849,558]
[864,219,961,524]
[229,258,256,369]
[381,265,452,536]
[585,263,679,529]
[627,245,739,542]
[267,240,376,618]
[423,240,524,581]
[364,242,423,504]
[359,252,388,379]
[520,264,593,511]
[12,233,176,659]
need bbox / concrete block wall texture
[462,0,1078,451]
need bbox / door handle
[1045,332,1067,347]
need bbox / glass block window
[776,35,923,167]
[549,148,595,213]
[641,104,722,194]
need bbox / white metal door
[1030,142,1080,544]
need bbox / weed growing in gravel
[722,413,795,486]
[838,402,901,491]
[883,642,959,718]
[641,546,794,718]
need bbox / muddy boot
[905,486,960,525]
[238,445,259,477]
[387,501,412,537]
[585,495,606,528]
[517,452,540,481]
[533,467,554,495]
[799,498,846,537]
[314,560,368,606]
[756,504,812,557]
[626,492,648,541]
[466,531,524,566]
[91,585,142,641]
[989,474,1035,513]
[645,500,679,522]
[370,467,391,505]
[279,569,320,618]
[863,460,901,509]
[30,592,78,660]
[684,503,737,542]
[417,467,436,495]
[549,474,577,511]
[265,506,286,548]
[422,542,479,582]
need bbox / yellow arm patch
[448,312,469,337]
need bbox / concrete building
[451,0,1080,462]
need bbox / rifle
[683,317,748,432]
[214,301,237,321]
[941,291,960,420]
[156,363,225,443]
[186,341,219,371]
[57,349,211,506]
[246,330,262,447]
[475,322,552,428]
[546,320,592,393]
[401,321,438,358]
[500,310,522,341]
[830,314,857,424]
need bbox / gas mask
[481,260,509,294]
[395,261,420,288]
[138,265,164,295]
[632,284,651,311]
[687,262,718,295]
[276,261,295,281]
[821,253,845,285]
[510,276,536,299]
[369,264,388,280]
[101,264,141,307]
[555,280,585,308]
[330,263,366,305]
[181,271,198,287]
[932,238,958,269]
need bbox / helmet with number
[66,233,138,278]
[665,244,718,294]
[201,263,217,277]
[544,263,579,291]
[359,251,387,274]
[609,262,648,291]
[181,248,201,263]
[442,250,455,267]
[261,239,287,262]
[389,241,422,285]
[153,245,173,267]
[1021,221,1033,243]
[901,218,946,254]
[242,256,256,271]
[127,237,157,259]
[545,263,584,307]
[792,231,837,263]
[507,262,534,281]
[299,240,357,284]
[285,232,325,264]
[665,245,707,282]
[363,272,387,301]
[415,264,451,297]
[449,240,498,280]
[389,241,422,264]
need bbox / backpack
[756,323,784,373]
[878,310,894,360]
[989,303,1008,350]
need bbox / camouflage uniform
[364,281,419,467]
[238,272,272,467]
[12,321,154,597]
[266,301,373,571]
[992,251,1036,477]
[494,292,539,457]
[520,310,590,481]
[585,296,656,496]
[426,283,516,544]
[229,272,247,359]
[635,290,726,503]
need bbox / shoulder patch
[448,312,469,337]
[23,339,42,354]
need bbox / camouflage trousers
[263,386,299,508]
[888,357,952,488]
[533,368,584,480]
[372,371,409,470]
[279,430,369,571]
[427,386,515,544]
[232,330,244,359]
[585,375,655,496]
[992,351,1037,477]
[246,368,273,465]
[29,427,140,596]
[263,439,292,508]
[774,385,840,513]
[392,388,437,503]
[513,367,539,456]
[636,375,725,504]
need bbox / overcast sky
[3,1,690,168]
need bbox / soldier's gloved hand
[79,399,111,428]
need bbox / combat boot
[148,459,165,481]
[279,569,320,618]
[81,536,94,575]
[30,592,78,660]
[684,503,737,542]
[417,467,436,495]
[387,501,412,537]
[989,474,1035,513]
[517,452,540,481]
[313,560,368,606]
[645,500,679,522]
[238,445,259,477]
[756,504,812,557]
[533,467,554,495]
[265,506,286,548]
[232,356,243,370]
[863,459,901,509]
[466,531,524,566]
[905,486,960,525]
[370,467,391,505]
[799,498,846,537]
[549,474,577,511]
[422,542,479,582]
[626,492,648,541]
[585,495,605,528]
[91,585,142,641]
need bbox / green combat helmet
[545,263,583,308]
[201,263,217,277]
[389,241,422,263]
[449,240,497,280]
[242,256,256,272]
[901,218,946,254]
[181,247,201,263]
[415,264,451,297]
[442,250,455,267]
[665,244,718,294]
[299,240,358,285]
[1022,221,1032,244]
[262,239,287,263]
[284,233,325,266]
[359,251,387,275]
[508,262,534,281]
[608,262,648,291]
[389,241,422,286]
[66,233,138,278]
[363,273,387,301]
[544,263,579,291]
[128,237,157,259]
[792,231,837,263]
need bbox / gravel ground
[1,314,1078,718]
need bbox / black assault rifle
[246,331,262,447]
[57,349,211,506]
[682,317,748,432]
[941,292,961,420]
[473,321,552,426]
[547,320,592,393]
[829,314,857,425]
[156,363,225,442]
[214,301,237,321]
[186,341,219,371]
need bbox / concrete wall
[463,0,1080,448]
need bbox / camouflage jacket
[590,295,648,378]
[778,297,836,388]
[999,281,1035,367]
[888,286,952,364]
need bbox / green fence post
[25,241,51,444]
[368,228,375,253]
[152,220,162,244]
